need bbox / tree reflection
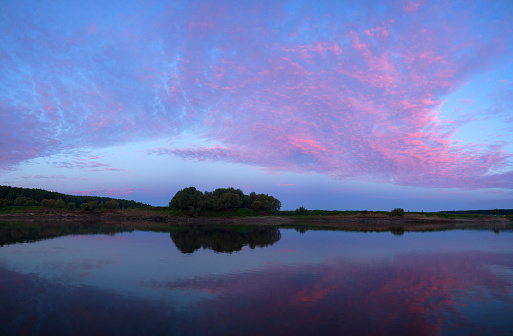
[0,221,131,246]
[170,226,281,253]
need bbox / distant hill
[440,209,513,215]
[0,185,149,209]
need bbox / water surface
[1,223,512,335]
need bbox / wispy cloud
[1,0,512,191]
[51,152,126,172]
[70,188,146,197]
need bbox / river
[1,222,512,335]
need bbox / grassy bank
[1,205,512,220]
[1,205,512,235]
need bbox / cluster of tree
[169,187,281,214]
[0,185,148,209]
[41,199,67,208]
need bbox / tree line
[440,209,513,215]
[169,187,281,214]
[0,185,149,210]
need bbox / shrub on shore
[81,201,98,211]
[105,200,119,210]
[295,206,309,215]
[390,208,405,216]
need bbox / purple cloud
[51,152,126,172]
[1,0,512,192]
[488,82,513,122]
[71,188,145,197]
[457,98,475,105]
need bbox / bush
[24,199,39,206]
[14,197,28,206]
[105,200,119,210]
[0,199,11,207]
[42,199,56,208]
[295,206,308,215]
[390,208,405,216]
[81,201,98,211]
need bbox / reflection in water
[146,251,513,336]
[0,267,181,335]
[170,226,281,253]
[0,225,512,335]
[0,221,131,246]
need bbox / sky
[1,0,512,211]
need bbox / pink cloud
[52,152,126,172]
[403,2,420,12]
[21,175,65,180]
[457,98,475,104]
[1,0,512,192]
[71,188,142,196]
[87,24,96,34]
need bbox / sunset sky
[1,0,512,211]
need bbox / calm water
[1,223,512,335]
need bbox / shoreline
[1,209,511,232]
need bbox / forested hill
[0,185,149,209]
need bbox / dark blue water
[1,224,512,335]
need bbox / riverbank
[0,208,511,232]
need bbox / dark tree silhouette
[168,186,281,213]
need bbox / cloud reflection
[1,249,512,335]
[149,251,513,335]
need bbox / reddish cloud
[403,1,421,12]
[147,0,513,189]
[1,0,512,191]
[71,188,142,196]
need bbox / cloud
[70,188,144,196]
[403,1,421,12]
[21,175,66,180]
[51,151,126,172]
[457,98,475,104]
[488,83,513,121]
[1,0,513,189]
